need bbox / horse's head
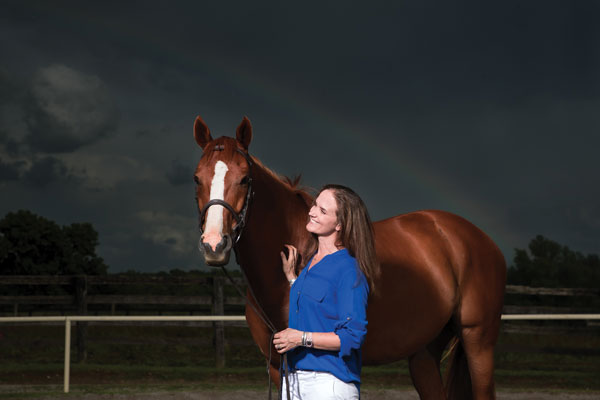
[193,115,253,266]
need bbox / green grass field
[0,323,598,394]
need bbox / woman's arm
[310,331,340,351]
[332,268,369,357]
[273,328,340,354]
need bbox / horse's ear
[194,116,213,150]
[236,116,252,150]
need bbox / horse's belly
[361,260,457,364]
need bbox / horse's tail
[444,337,473,400]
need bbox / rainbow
[29,5,513,259]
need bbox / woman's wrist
[287,273,297,285]
[301,331,313,348]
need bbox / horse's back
[373,209,506,300]
[363,210,506,364]
[388,210,507,326]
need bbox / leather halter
[196,146,254,249]
[196,145,291,399]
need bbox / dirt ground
[2,387,599,400]
[64,391,598,400]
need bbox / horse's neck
[253,165,312,244]
[236,165,312,325]
[242,165,312,266]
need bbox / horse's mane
[250,155,314,208]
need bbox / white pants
[281,370,359,400]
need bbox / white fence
[1,313,599,393]
[0,315,245,393]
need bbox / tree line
[1,210,599,289]
[508,234,600,288]
[0,210,107,276]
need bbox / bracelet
[301,332,313,348]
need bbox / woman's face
[306,189,341,237]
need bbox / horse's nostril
[222,234,233,252]
[215,235,233,253]
[197,234,232,266]
[215,238,226,253]
[198,238,214,255]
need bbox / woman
[273,184,379,399]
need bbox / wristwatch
[306,332,313,348]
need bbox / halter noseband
[196,146,254,248]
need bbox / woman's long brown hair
[305,184,380,293]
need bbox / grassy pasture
[0,322,598,393]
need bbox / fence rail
[1,313,599,394]
[504,284,599,296]
[0,275,244,366]
[0,315,245,394]
[0,275,246,285]
[2,275,599,389]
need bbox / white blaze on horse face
[203,160,229,251]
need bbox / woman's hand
[273,328,302,354]
[280,244,298,282]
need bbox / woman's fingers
[274,329,289,341]
[274,330,287,353]
[286,245,298,263]
[281,245,298,267]
[280,246,299,281]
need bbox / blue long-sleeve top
[287,248,369,387]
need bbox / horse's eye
[240,176,250,185]
[193,175,200,185]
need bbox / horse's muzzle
[198,234,233,266]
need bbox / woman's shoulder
[329,248,357,268]
[331,250,367,283]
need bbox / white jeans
[281,370,359,400]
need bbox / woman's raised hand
[280,244,298,282]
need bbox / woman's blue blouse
[287,248,369,387]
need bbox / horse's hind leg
[409,325,454,399]
[460,324,499,400]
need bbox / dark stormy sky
[1,1,599,273]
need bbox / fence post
[212,276,225,368]
[75,275,88,363]
[64,317,71,393]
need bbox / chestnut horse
[192,116,506,400]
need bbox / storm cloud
[23,64,119,154]
[22,155,81,187]
[1,1,599,272]
[166,159,192,186]
[0,159,23,182]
